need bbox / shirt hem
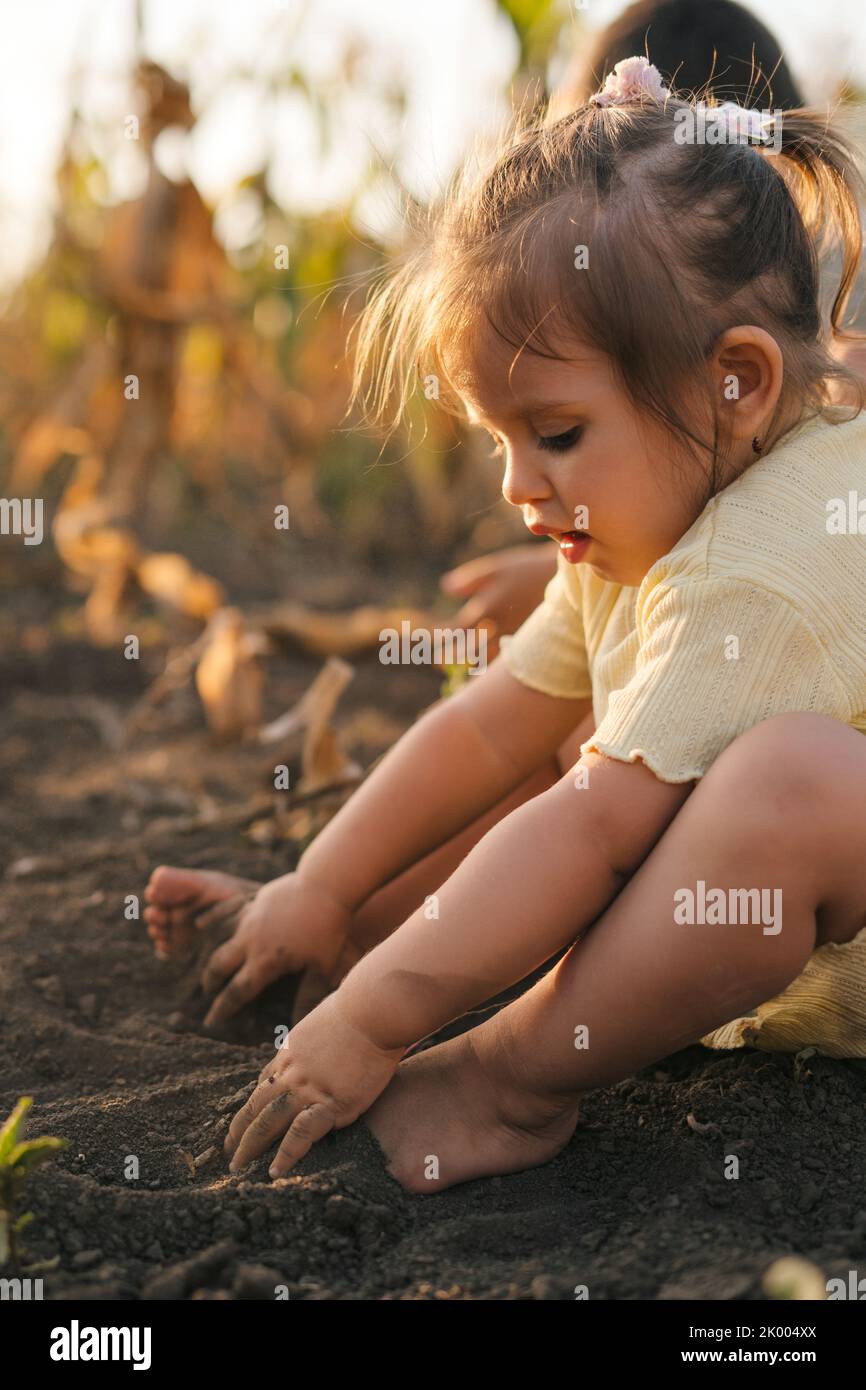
[579,737,704,785]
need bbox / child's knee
[705,713,845,810]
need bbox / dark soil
[2,583,866,1302]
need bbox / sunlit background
[1,0,865,650]
[3,0,866,290]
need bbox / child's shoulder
[691,406,866,590]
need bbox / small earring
[752,435,763,455]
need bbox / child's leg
[368,713,866,1192]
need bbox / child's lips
[526,522,591,562]
[558,530,591,563]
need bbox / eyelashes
[537,425,583,453]
[486,426,583,459]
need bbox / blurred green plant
[0,1097,67,1269]
[496,0,571,72]
[440,662,473,698]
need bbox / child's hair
[549,0,804,118]
[352,89,865,492]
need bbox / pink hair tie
[589,56,670,107]
[706,101,776,145]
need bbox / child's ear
[711,326,785,441]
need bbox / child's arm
[337,751,693,1047]
[225,751,692,1173]
[204,663,591,1025]
[295,659,591,913]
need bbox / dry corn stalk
[195,608,270,741]
[259,656,362,792]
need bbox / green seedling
[440,663,472,698]
[793,1046,818,1084]
[0,1097,67,1269]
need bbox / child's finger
[202,963,259,1029]
[268,1102,335,1178]
[228,1089,301,1171]
[193,893,251,931]
[224,1076,280,1158]
[440,556,496,596]
[200,936,245,995]
[453,594,494,630]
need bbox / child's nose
[501,446,550,509]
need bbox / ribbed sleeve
[582,577,853,783]
[499,559,592,701]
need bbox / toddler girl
[146,61,866,1192]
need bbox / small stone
[8,856,43,879]
[325,1195,362,1232]
[166,1012,186,1031]
[233,1263,284,1300]
[220,1214,247,1240]
[78,994,98,1020]
[35,975,63,1005]
[71,1249,103,1269]
[146,1241,164,1261]
[530,1275,560,1300]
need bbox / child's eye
[537,425,583,453]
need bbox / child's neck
[725,397,808,485]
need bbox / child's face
[455,329,711,587]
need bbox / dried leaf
[762,1256,827,1301]
[137,552,225,620]
[177,1149,196,1178]
[262,603,436,658]
[686,1112,720,1136]
[195,608,266,741]
[258,657,361,792]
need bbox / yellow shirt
[500,407,866,783]
[500,405,866,1058]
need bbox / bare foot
[366,1027,581,1193]
[144,866,260,961]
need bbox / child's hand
[440,543,557,653]
[200,875,352,1029]
[224,991,403,1176]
